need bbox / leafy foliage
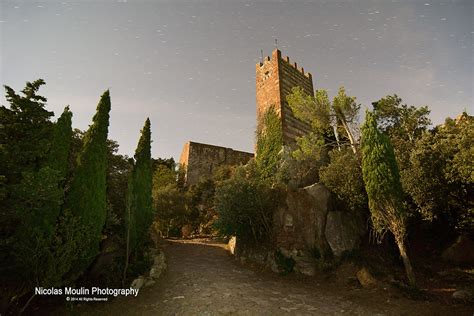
[287,86,360,153]
[186,179,217,234]
[373,95,431,142]
[47,107,73,176]
[0,81,75,312]
[152,160,188,237]
[64,90,111,276]
[287,87,332,134]
[319,148,367,213]
[0,79,53,177]
[372,95,472,232]
[256,106,283,180]
[123,119,154,283]
[104,139,132,236]
[0,81,158,313]
[214,162,275,245]
[0,80,54,260]
[131,118,153,250]
[402,113,473,231]
[361,110,406,235]
[11,168,63,282]
[361,110,415,286]
[275,146,322,189]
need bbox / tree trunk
[395,236,416,287]
[19,293,35,315]
[340,118,357,154]
[122,206,131,287]
[332,125,341,151]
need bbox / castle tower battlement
[256,49,314,145]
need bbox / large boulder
[228,236,237,255]
[356,267,378,288]
[149,251,167,280]
[325,211,366,256]
[230,183,366,276]
[274,184,333,255]
[442,235,474,266]
[452,289,474,302]
[131,277,145,290]
[274,183,365,259]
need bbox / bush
[319,147,367,213]
[153,184,188,237]
[214,162,275,245]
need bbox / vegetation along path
[76,239,471,315]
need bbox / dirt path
[76,239,472,315]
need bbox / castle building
[179,141,253,186]
[179,49,313,186]
[256,49,314,145]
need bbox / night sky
[1,0,472,160]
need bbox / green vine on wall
[256,106,283,180]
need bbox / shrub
[214,162,275,245]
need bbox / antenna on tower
[275,38,278,49]
[260,49,264,63]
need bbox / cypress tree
[47,106,73,177]
[123,172,136,283]
[123,119,152,282]
[34,106,74,257]
[132,118,153,250]
[64,90,111,275]
[361,110,415,287]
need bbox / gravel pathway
[76,239,473,316]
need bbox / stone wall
[179,141,254,186]
[256,49,314,146]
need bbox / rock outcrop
[273,184,366,275]
[356,267,378,288]
[441,235,474,266]
[131,248,167,290]
[230,184,366,276]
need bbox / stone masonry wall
[256,49,314,146]
[179,141,254,186]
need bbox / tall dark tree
[0,79,53,178]
[104,139,132,236]
[372,95,431,183]
[47,106,73,177]
[361,110,415,287]
[64,90,111,276]
[0,82,74,312]
[123,172,136,284]
[123,119,152,281]
[132,118,153,249]
[0,80,53,253]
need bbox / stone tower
[256,49,314,145]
